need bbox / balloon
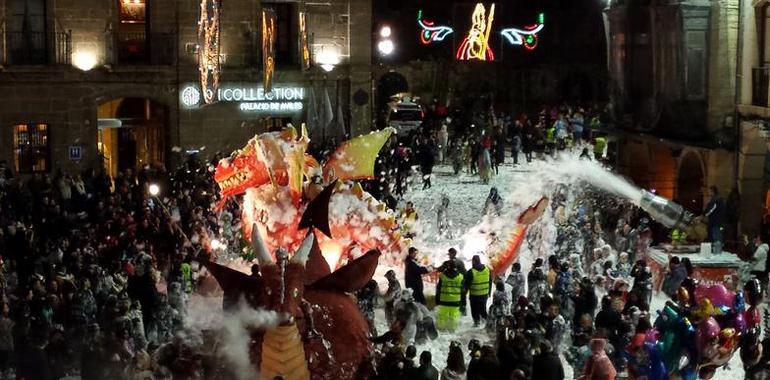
[696,317,720,352]
[682,317,696,334]
[719,328,737,351]
[645,328,660,344]
[678,351,691,369]
[644,342,668,380]
[732,311,748,333]
[693,299,716,320]
[694,284,734,307]
[744,279,763,307]
[677,286,692,308]
[733,291,746,312]
[746,306,761,328]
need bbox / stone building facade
[0,0,373,176]
[605,0,745,234]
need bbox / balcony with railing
[106,31,176,66]
[1,31,72,65]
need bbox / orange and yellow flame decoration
[215,126,407,268]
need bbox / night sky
[374,0,607,67]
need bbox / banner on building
[198,0,222,104]
[299,11,312,71]
[262,8,277,93]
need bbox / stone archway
[97,97,170,178]
[677,151,705,213]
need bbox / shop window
[263,2,299,68]
[13,123,50,173]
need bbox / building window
[13,123,50,173]
[116,0,149,63]
[264,3,299,67]
[685,30,707,99]
[6,0,48,64]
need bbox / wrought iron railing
[106,30,176,65]
[1,30,72,65]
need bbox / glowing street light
[378,39,395,56]
[380,26,392,38]
[72,51,97,71]
[148,183,160,197]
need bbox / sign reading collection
[180,84,305,113]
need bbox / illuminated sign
[180,84,305,113]
[417,6,545,59]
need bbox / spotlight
[148,184,160,197]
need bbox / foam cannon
[639,190,695,230]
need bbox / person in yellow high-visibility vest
[435,262,464,332]
[464,255,492,327]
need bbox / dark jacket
[532,351,565,380]
[405,256,429,300]
[412,364,440,380]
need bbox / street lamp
[378,39,395,56]
[380,26,392,38]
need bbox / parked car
[387,102,424,134]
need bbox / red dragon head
[214,139,272,200]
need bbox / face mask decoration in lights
[418,5,545,61]
[417,9,454,44]
[501,13,545,51]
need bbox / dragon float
[204,126,550,379]
[214,125,407,267]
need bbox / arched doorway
[677,151,705,213]
[97,98,168,178]
[376,71,409,129]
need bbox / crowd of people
[0,157,229,379]
[0,99,762,380]
[359,179,666,380]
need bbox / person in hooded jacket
[441,341,466,380]
[383,270,402,326]
[532,340,565,380]
[483,187,504,217]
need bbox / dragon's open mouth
[217,170,251,192]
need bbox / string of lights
[198,0,222,104]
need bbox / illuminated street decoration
[262,8,277,92]
[198,0,222,105]
[456,3,496,61]
[299,11,311,71]
[417,9,454,45]
[417,6,545,59]
[501,13,545,50]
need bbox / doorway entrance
[97,97,168,178]
[677,152,705,213]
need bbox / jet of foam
[547,156,643,206]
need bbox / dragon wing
[322,128,394,182]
